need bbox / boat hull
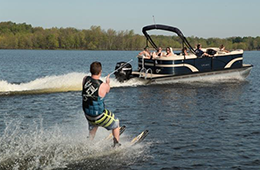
[131,65,252,84]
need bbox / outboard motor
[114,62,132,82]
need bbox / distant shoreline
[1,21,259,51]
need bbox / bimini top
[142,24,196,54]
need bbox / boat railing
[142,56,145,68]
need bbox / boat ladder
[145,68,153,79]
[139,56,153,79]
[139,68,153,79]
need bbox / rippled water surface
[0,50,259,170]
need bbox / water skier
[82,61,120,147]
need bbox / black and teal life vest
[82,76,105,116]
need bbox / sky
[0,0,260,38]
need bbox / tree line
[0,21,260,51]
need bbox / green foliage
[0,21,259,50]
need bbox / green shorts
[84,109,119,131]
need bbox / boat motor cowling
[114,62,132,82]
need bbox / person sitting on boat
[219,44,229,53]
[162,47,174,57]
[195,43,210,57]
[139,47,151,59]
[182,47,188,56]
[152,47,162,58]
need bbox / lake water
[0,50,259,170]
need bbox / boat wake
[0,70,248,96]
[0,72,147,96]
